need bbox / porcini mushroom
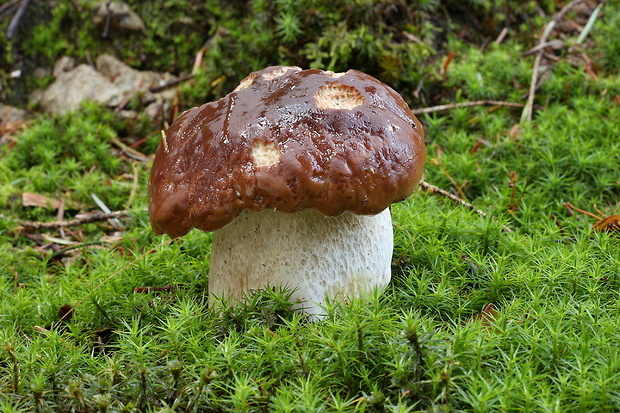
[149,66,425,316]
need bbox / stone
[34,54,178,121]
[93,2,146,34]
[0,104,29,125]
[53,56,76,77]
[96,54,170,96]
[36,64,124,113]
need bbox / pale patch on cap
[314,83,364,110]
[324,70,346,78]
[252,141,281,168]
[262,66,300,81]
[233,73,258,92]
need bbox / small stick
[495,27,509,45]
[520,0,592,124]
[111,136,149,161]
[92,193,124,229]
[6,0,30,39]
[0,0,19,18]
[411,100,524,115]
[20,210,130,230]
[192,46,206,76]
[522,39,565,56]
[521,22,556,124]
[563,202,603,220]
[102,0,112,38]
[33,325,54,335]
[57,198,66,240]
[419,180,488,218]
[419,181,514,233]
[149,74,194,93]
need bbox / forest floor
[0,0,619,411]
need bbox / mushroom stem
[208,208,393,317]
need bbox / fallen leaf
[592,214,620,234]
[101,234,123,244]
[469,303,499,327]
[22,192,62,209]
[41,234,78,245]
[58,304,74,322]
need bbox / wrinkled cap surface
[149,66,426,238]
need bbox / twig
[0,0,19,18]
[495,27,509,45]
[192,46,206,75]
[419,180,487,217]
[6,0,30,39]
[48,241,107,261]
[522,39,565,56]
[149,75,194,93]
[92,193,124,229]
[111,136,149,161]
[411,100,524,115]
[520,0,591,124]
[57,198,66,240]
[113,91,135,113]
[563,202,603,220]
[419,180,513,232]
[520,23,556,124]
[33,325,54,335]
[20,210,130,230]
[102,0,112,38]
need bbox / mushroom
[149,66,426,316]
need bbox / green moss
[0,1,619,411]
[0,102,150,218]
[442,42,531,101]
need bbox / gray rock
[36,64,125,113]
[53,56,76,77]
[0,104,29,125]
[96,54,165,96]
[35,54,178,121]
[93,2,146,34]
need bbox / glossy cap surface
[149,66,426,237]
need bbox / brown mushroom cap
[149,66,426,238]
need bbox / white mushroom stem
[208,208,393,317]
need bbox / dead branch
[0,0,19,19]
[563,202,602,220]
[411,100,524,115]
[419,180,487,217]
[102,0,112,38]
[20,210,130,230]
[419,180,513,232]
[494,27,509,45]
[149,74,194,93]
[111,136,150,161]
[6,0,30,39]
[520,0,592,124]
